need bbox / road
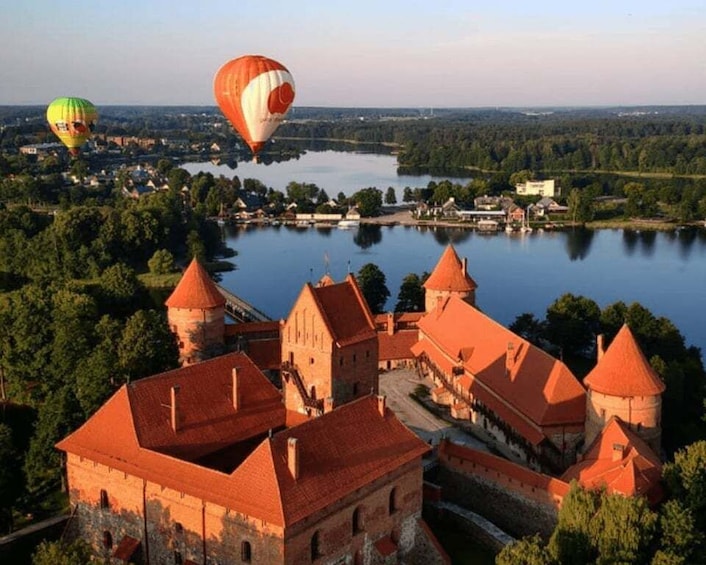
[379,368,489,452]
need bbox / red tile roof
[415,296,585,444]
[58,353,285,463]
[57,361,428,527]
[308,275,377,347]
[165,258,226,309]
[423,245,477,292]
[584,324,665,397]
[561,417,662,502]
[378,330,418,361]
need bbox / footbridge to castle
[215,285,272,323]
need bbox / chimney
[612,443,626,462]
[435,295,443,319]
[324,397,334,414]
[377,395,386,417]
[462,257,468,274]
[505,343,515,376]
[170,385,180,432]
[596,334,605,362]
[232,367,240,411]
[287,437,299,480]
[387,312,395,336]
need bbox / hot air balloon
[214,55,295,159]
[46,97,98,156]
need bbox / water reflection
[638,230,657,258]
[565,228,595,261]
[353,224,383,249]
[622,230,639,256]
[416,225,472,246]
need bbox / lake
[220,222,706,358]
[182,149,457,199]
[184,150,706,358]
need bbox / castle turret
[166,258,225,365]
[423,244,477,312]
[583,324,665,454]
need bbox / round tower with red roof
[165,258,226,365]
[583,324,666,454]
[423,244,478,313]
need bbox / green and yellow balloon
[46,97,98,156]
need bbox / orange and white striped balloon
[214,55,295,157]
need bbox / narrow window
[388,487,397,515]
[353,353,357,363]
[366,350,370,358]
[600,408,606,420]
[102,531,112,549]
[100,489,109,509]
[353,382,359,396]
[311,530,321,561]
[352,506,363,535]
[310,357,314,365]
[339,357,344,366]
[241,540,252,562]
[174,550,183,565]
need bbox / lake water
[185,150,706,358]
[182,149,455,199]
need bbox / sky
[1,0,705,108]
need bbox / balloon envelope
[46,97,98,155]
[214,55,295,157]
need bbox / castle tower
[281,274,378,416]
[165,258,225,366]
[423,244,478,312]
[583,324,665,454]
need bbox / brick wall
[435,442,568,539]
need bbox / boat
[338,219,360,229]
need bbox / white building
[515,179,559,197]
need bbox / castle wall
[424,288,474,313]
[168,306,225,365]
[65,453,435,564]
[585,390,662,452]
[435,443,568,540]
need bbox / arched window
[100,489,109,510]
[388,487,397,515]
[241,540,252,562]
[311,530,321,561]
[352,506,363,535]
[102,530,112,549]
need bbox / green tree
[148,249,176,275]
[24,387,82,493]
[32,539,92,565]
[545,293,601,357]
[567,188,595,224]
[117,310,179,382]
[0,423,22,533]
[352,187,383,217]
[356,263,390,314]
[509,313,546,347]
[548,483,599,564]
[402,187,414,203]
[663,441,706,532]
[654,499,704,564]
[496,534,554,565]
[167,167,191,194]
[384,186,397,205]
[395,272,427,312]
[99,262,145,317]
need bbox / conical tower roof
[584,324,665,397]
[423,245,477,292]
[165,258,225,309]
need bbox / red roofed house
[57,352,442,564]
[281,275,379,416]
[584,324,666,454]
[166,258,226,365]
[375,311,424,371]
